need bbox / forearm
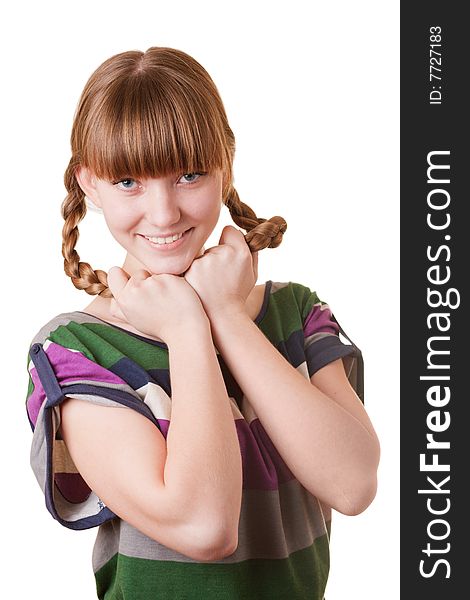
[210,310,379,515]
[163,320,243,546]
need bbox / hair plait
[61,158,111,297]
[224,186,287,251]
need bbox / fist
[183,225,258,320]
[107,266,207,343]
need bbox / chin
[142,258,192,277]
[129,245,202,277]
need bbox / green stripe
[291,282,323,323]
[95,535,329,600]
[82,324,169,369]
[259,284,299,346]
[50,322,169,370]
[260,282,320,346]
[48,324,99,362]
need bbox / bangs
[80,73,227,182]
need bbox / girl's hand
[183,225,259,321]
[107,267,208,343]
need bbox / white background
[1,1,399,598]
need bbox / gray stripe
[61,392,127,409]
[30,400,108,523]
[92,519,121,571]
[304,331,336,350]
[30,312,104,345]
[270,281,290,294]
[30,400,48,491]
[92,478,330,571]
[53,484,104,522]
[62,379,143,401]
[51,404,108,523]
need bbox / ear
[75,166,102,209]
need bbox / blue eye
[179,172,205,184]
[114,178,137,190]
[111,173,205,191]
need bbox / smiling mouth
[139,228,193,250]
[143,232,184,245]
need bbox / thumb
[107,266,130,298]
[252,251,259,281]
[219,224,243,246]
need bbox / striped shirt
[25,280,363,599]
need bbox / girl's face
[77,168,223,276]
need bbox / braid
[61,159,112,297]
[224,186,287,251]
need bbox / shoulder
[258,281,326,341]
[25,311,149,425]
[268,280,322,317]
[31,311,103,349]
[26,311,128,373]
[30,311,89,347]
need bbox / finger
[218,224,245,247]
[131,268,153,281]
[107,266,130,297]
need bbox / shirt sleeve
[25,338,160,531]
[299,285,365,403]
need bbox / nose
[144,184,181,229]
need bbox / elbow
[336,473,378,516]
[191,526,239,562]
[206,534,239,561]
[338,434,381,516]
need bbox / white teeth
[145,232,184,244]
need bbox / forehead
[80,94,226,182]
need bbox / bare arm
[60,320,243,561]
[163,319,243,556]
[209,310,380,516]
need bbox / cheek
[198,199,220,220]
[102,206,139,239]
[195,201,221,232]
[190,184,222,224]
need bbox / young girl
[25,46,380,599]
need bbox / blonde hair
[61,47,287,297]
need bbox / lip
[142,229,188,238]
[139,228,193,251]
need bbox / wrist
[209,308,252,347]
[165,313,212,347]
[206,299,248,323]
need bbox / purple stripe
[303,304,339,338]
[155,417,295,491]
[54,473,91,503]
[240,419,295,489]
[46,343,126,385]
[27,342,129,427]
